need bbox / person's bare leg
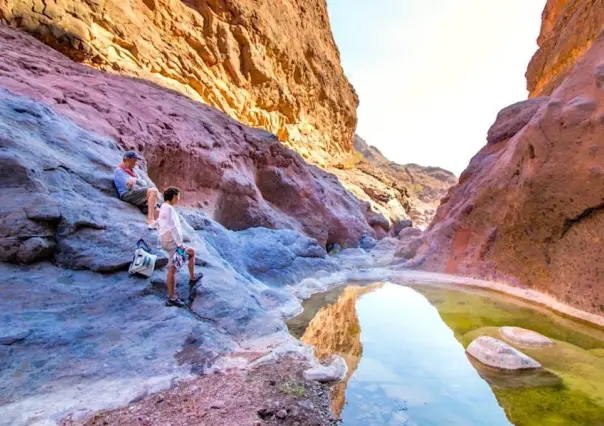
[186,247,196,280]
[146,188,158,224]
[167,265,177,299]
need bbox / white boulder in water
[500,327,553,348]
[466,336,541,370]
[303,355,348,383]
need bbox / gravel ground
[61,357,339,426]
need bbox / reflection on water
[288,283,512,425]
[295,284,382,415]
[288,282,604,426]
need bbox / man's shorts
[160,233,189,267]
[121,188,162,214]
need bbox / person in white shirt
[158,187,203,307]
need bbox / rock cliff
[527,0,604,97]
[0,0,357,166]
[0,26,374,252]
[420,19,604,314]
[0,25,389,425]
[330,135,457,229]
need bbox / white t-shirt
[158,203,183,247]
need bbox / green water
[287,282,604,426]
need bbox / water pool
[287,282,604,426]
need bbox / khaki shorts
[160,233,188,267]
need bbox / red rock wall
[527,0,604,97]
[0,26,373,247]
[422,29,604,314]
[0,0,358,166]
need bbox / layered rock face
[527,0,604,97]
[421,28,604,314]
[0,0,357,166]
[331,135,456,229]
[0,27,374,252]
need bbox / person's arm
[168,207,184,247]
[114,168,129,195]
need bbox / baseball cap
[123,151,143,160]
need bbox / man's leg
[186,247,203,286]
[186,247,196,280]
[167,265,177,299]
[146,188,159,224]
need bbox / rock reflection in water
[293,284,382,416]
[290,283,513,425]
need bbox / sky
[326,0,546,176]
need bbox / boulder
[303,355,348,383]
[397,227,422,241]
[392,219,413,236]
[358,235,378,251]
[395,236,424,260]
[500,327,553,348]
[466,336,541,370]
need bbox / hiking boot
[165,297,185,307]
[189,272,203,286]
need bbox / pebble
[210,400,226,409]
[276,409,288,419]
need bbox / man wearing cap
[114,151,161,228]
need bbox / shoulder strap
[136,239,151,252]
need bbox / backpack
[129,239,157,277]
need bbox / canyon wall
[421,14,604,314]
[0,26,375,258]
[527,0,604,97]
[0,0,358,166]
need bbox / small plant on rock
[279,378,306,397]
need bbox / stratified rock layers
[0,26,373,250]
[527,0,604,97]
[0,0,357,165]
[422,28,604,314]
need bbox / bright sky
[326,0,546,176]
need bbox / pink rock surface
[421,29,604,314]
[0,26,373,247]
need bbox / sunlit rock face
[0,26,376,248]
[421,28,604,314]
[330,135,457,229]
[0,0,358,166]
[527,0,604,98]
[301,285,381,416]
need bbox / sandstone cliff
[0,26,375,261]
[330,135,457,229]
[0,0,358,166]
[420,21,604,314]
[527,0,604,97]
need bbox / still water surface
[287,282,604,426]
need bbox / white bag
[128,239,157,277]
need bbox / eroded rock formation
[527,0,604,97]
[0,27,374,250]
[421,21,604,314]
[330,135,457,229]
[0,0,357,166]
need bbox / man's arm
[114,168,130,195]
